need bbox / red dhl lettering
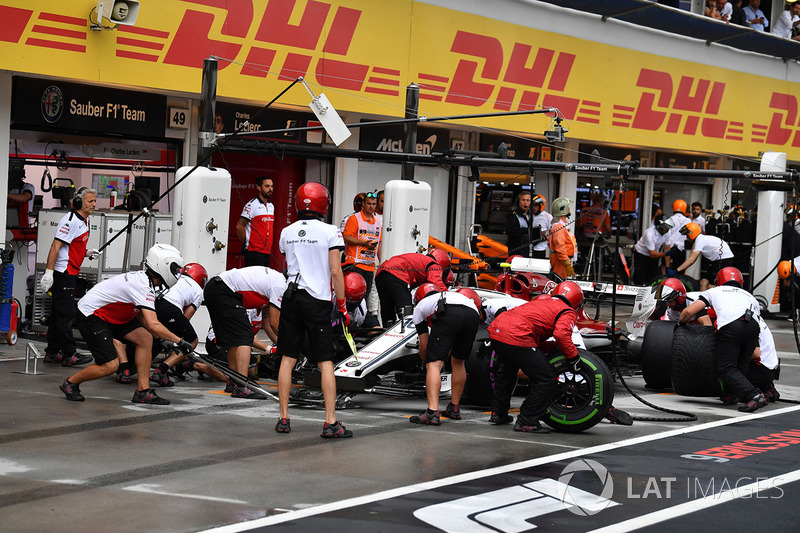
[692,429,800,460]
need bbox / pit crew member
[375,249,450,327]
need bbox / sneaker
[738,393,769,413]
[61,354,93,367]
[224,380,234,393]
[442,402,461,420]
[116,368,133,385]
[132,388,170,405]
[275,418,291,433]
[230,384,267,400]
[320,421,353,438]
[719,393,738,405]
[605,407,634,426]
[489,411,514,425]
[513,418,551,434]
[59,378,84,402]
[764,386,780,403]
[150,368,174,387]
[409,410,441,425]
[44,352,64,364]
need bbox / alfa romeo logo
[41,85,64,123]
[298,230,306,237]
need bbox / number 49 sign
[168,107,189,129]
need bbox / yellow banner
[1,0,798,159]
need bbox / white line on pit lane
[407,428,582,448]
[124,483,249,504]
[199,404,800,533]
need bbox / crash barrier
[13,343,45,376]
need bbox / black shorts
[77,313,143,365]
[426,305,480,363]
[204,277,253,350]
[155,299,198,343]
[277,289,335,363]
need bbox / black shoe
[116,368,133,385]
[150,368,174,387]
[409,410,440,425]
[44,352,63,364]
[764,386,780,403]
[605,407,633,426]
[61,354,93,367]
[513,418,551,434]
[132,388,170,405]
[224,380,234,393]
[59,378,84,402]
[719,393,738,405]
[738,393,769,413]
[275,418,291,433]
[231,384,267,400]
[489,411,513,425]
[442,402,461,420]
[321,421,353,438]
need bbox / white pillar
[0,72,11,241]
[754,152,786,312]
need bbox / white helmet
[144,244,184,288]
[551,197,571,217]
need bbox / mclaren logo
[375,135,438,154]
[413,460,618,531]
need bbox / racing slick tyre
[544,349,614,433]
[640,320,675,389]
[462,336,496,408]
[670,324,721,397]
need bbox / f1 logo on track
[413,460,619,532]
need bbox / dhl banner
[1,0,799,159]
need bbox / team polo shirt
[666,213,691,247]
[756,316,779,370]
[634,225,668,255]
[483,295,527,324]
[53,211,90,275]
[162,275,204,311]
[219,266,286,309]
[280,218,344,301]
[77,271,156,324]
[241,198,274,254]
[343,211,382,271]
[413,291,479,334]
[698,285,760,329]
[532,211,552,251]
[690,234,733,261]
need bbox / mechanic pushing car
[275,182,353,439]
[679,267,769,413]
[672,222,734,291]
[487,281,583,434]
[408,285,481,425]
[653,277,711,325]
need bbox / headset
[72,187,88,211]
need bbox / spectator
[772,1,800,39]
[705,0,722,19]
[718,0,732,22]
[691,201,707,233]
[744,0,769,31]
[236,176,275,267]
[730,0,747,25]
[506,191,534,257]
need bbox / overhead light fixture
[90,1,140,30]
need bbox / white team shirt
[78,270,156,324]
[483,295,527,324]
[634,225,668,256]
[240,198,274,251]
[699,285,760,329]
[162,275,203,311]
[756,316,779,370]
[532,211,553,252]
[413,291,479,328]
[54,211,90,275]
[219,267,286,310]
[280,218,344,301]
[691,215,706,233]
[666,213,691,247]
[690,234,733,261]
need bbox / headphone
[72,187,88,211]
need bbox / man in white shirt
[690,202,707,233]
[771,1,800,39]
[673,222,735,290]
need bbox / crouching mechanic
[409,285,481,425]
[148,263,208,387]
[680,267,769,412]
[653,277,711,325]
[204,265,285,399]
[375,249,450,327]
[488,281,583,433]
[59,244,192,404]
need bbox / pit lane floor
[0,319,798,533]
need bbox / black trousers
[746,361,777,391]
[716,318,760,400]
[491,340,556,424]
[45,270,77,357]
[375,270,412,327]
[633,251,658,285]
[532,249,547,259]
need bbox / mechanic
[146,263,209,388]
[275,182,352,438]
[487,281,583,433]
[577,192,611,241]
[342,191,382,298]
[690,201,707,233]
[40,187,98,367]
[409,285,481,425]
[749,315,781,403]
[375,249,450,327]
[236,175,274,267]
[548,197,576,279]
[672,222,734,290]
[777,257,800,320]
[653,277,711,325]
[204,265,285,399]
[59,244,191,405]
[203,306,272,387]
[679,267,769,412]
[342,270,380,330]
[632,216,674,285]
[663,199,692,271]
[483,294,527,325]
